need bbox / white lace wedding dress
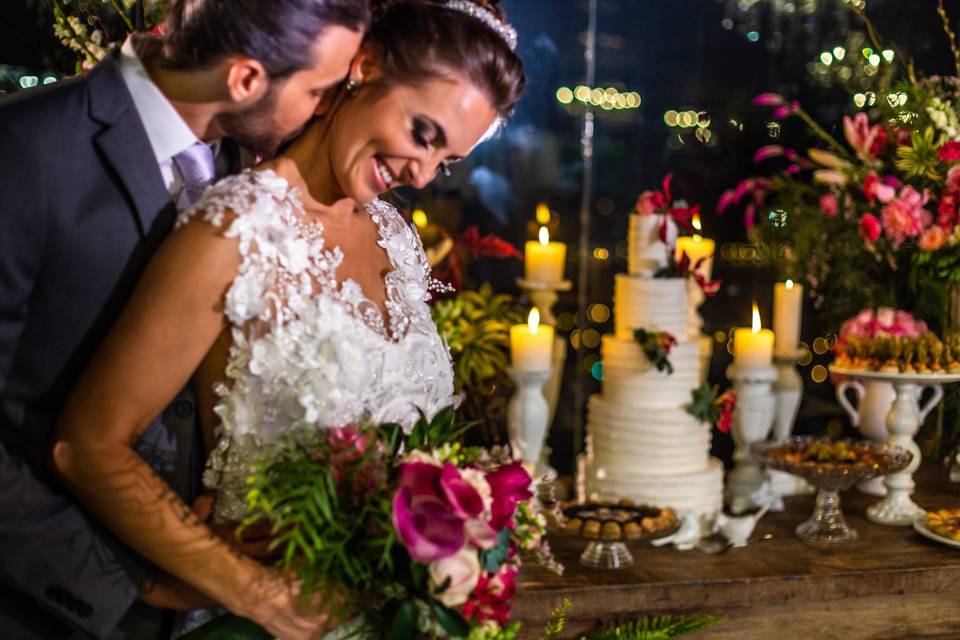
[177,168,457,522]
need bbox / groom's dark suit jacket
[0,53,242,639]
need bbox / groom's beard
[219,84,301,159]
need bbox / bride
[51,1,525,638]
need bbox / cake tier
[628,213,677,276]
[613,274,688,341]
[601,335,701,407]
[584,457,724,516]
[587,395,710,473]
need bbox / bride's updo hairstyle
[364,0,526,118]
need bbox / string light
[556,86,642,110]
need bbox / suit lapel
[86,54,173,238]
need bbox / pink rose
[462,565,518,626]
[819,193,839,217]
[840,308,928,340]
[439,463,484,520]
[863,172,895,204]
[919,225,947,251]
[881,186,931,246]
[393,462,467,563]
[428,546,482,607]
[859,213,882,242]
[843,112,883,160]
[634,190,663,215]
[485,462,533,531]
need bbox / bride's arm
[51,217,326,637]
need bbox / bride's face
[328,74,498,203]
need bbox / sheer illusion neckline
[258,168,406,343]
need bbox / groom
[0,1,366,638]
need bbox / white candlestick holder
[768,351,814,496]
[517,278,571,478]
[507,368,552,471]
[726,364,778,514]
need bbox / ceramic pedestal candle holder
[517,278,571,478]
[726,364,778,514]
[768,351,814,496]
[507,368,552,471]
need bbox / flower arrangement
[50,0,167,73]
[633,174,697,237]
[632,329,678,375]
[719,3,960,333]
[187,409,558,639]
[839,307,928,342]
[685,382,737,434]
[633,175,721,295]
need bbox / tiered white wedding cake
[583,211,723,517]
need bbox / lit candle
[524,226,566,285]
[773,279,803,356]
[734,302,775,369]
[510,308,555,372]
[674,214,716,279]
[536,202,552,225]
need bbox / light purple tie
[173,141,216,209]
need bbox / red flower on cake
[715,391,737,434]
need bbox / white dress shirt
[118,36,220,198]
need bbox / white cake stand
[829,366,956,526]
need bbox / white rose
[428,546,481,608]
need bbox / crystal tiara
[443,0,518,51]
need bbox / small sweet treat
[925,508,960,541]
[930,340,945,373]
[565,518,583,536]
[583,520,602,539]
[601,521,622,540]
[624,522,642,540]
[901,340,916,373]
[916,341,930,374]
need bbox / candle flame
[412,209,428,229]
[692,213,702,233]
[752,302,762,333]
[786,279,794,289]
[528,307,541,334]
[536,202,551,225]
[539,225,550,246]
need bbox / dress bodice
[176,169,456,521]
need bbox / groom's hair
[162,0,369,77]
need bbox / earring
[345,77,361,95]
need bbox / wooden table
[514,466,960,639]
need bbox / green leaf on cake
[685,382,721,425]
[633,329,676,375]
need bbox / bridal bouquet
[186,408,557,640]
[718,2,960,333]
